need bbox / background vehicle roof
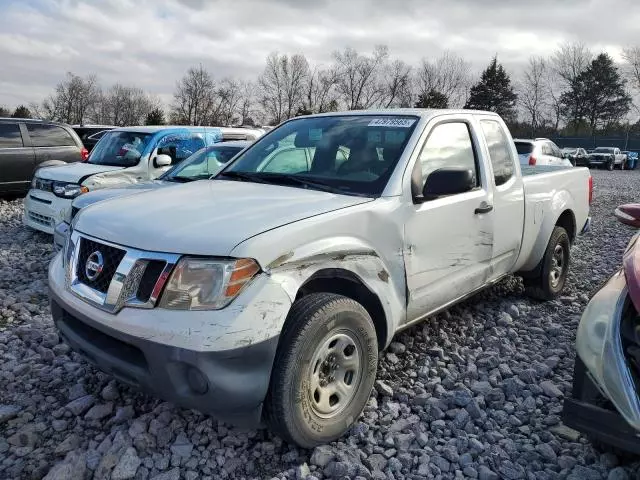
[211,140,251,147]
[0,117,72,127]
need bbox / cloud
[0,0,637,108]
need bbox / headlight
[52,181,89,198]
[31,177,38,189]
[158,257,260,310]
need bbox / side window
[550,143,562,158]
[27,124,75,147]
[262,148,309,173]
[418,122,478,186]
[0,123,24,148]
[480,120,515,186]
[157,133,206,164]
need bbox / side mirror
[153,154,172,168]
[420,168,475,202]
[615,204,640,228]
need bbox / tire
[524,226,571,300]
[607,160,614,171]
[264,293,378,447]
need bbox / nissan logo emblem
[85,251,104,281]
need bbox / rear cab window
[0,123,24,148]
[480,120,515,186]
[514,142,533,155]
[26,124,76,147]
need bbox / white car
[49,109,591,447]
[514,138,572,167]
[24,126,264,234]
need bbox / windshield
[514,142,533,155]
[594,147,614,153]
[162,144,245,182]
[217,115,418,196]
[88,131,154,167]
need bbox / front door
[404,118,494,323]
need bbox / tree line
[3,41,639,137]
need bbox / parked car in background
[514,138,572,167]
[71,125,116,152]
[82,129,112,152]
[25,126,263,233]
[562,147,589,167]
[53,140,251,250]
[622,151,638,170]
[587,147,626,170]
[50,109,591,447]
[563,204,640,454]
[0,118,87,194]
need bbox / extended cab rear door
[477,115,525,280]
[403,114,494,322]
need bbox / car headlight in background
[52,181,89,199]
[31,177,38,189]
[158,257,260,310]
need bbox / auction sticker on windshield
[368,118,416,128]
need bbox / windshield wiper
[217,171,271,184]
[252,173,352,195]
[166,176,196,183]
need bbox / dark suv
[0,118,87,194]
[71,125,116,152]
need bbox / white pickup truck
[49,109,592,447]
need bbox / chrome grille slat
[66,231,180,313]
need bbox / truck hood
[72,180,169,209]
[74,180,373,255]
[38,163,125,183]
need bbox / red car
[563,204,640,453]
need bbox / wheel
[607,160,614,171]
[264,293,378,447]
[524,226,570,300]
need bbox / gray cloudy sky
[1,0,638,108]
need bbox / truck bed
[515,165,591,273]
[520,165,573,176]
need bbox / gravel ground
[2,169,640,480]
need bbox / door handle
[474,202,493,214]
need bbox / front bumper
[48,252,292,427]
[563,357,640,454]
[23,189,73,235]
[570,269,640,432]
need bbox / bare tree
[333,45,389,110]
[302,66,339,114]
[258,53,309,123]
[381,60,413,108]
[237,81,258,125]
[171,65,216,125]
[518,56,549,135]
[550,42,593,125]
[415,52,471,108]
[41,72,101,124]
[97,84,155,126]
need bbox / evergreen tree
[464,57,517,119]
[0,106,11,117]
[12,105,32,118]
[560,53,631,135]
[145,107,165,125]
[414,89,448,109]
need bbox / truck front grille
[67,232,179,313]
[76,238,126,293]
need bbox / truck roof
[301,108,502,120]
